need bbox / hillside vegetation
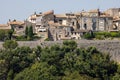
[0,40,120,80]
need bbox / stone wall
[0,40,120,62]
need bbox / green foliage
[25,26,28,36]
[62,71,95,80]
[0,60,8,80]
[0,30,13,41]
[15,35,40,41]
[83,32,95,39]
[0,30,6,41]
[14,62,59,80]
[0,45,37,80]
[44,38,50,41]
[15,25,36,41]
[7,69,14,80]
[7,30,14,40]
[63,40,77,51]
[0,40,119,80]
[15,35,27,41]
[83,31,120,40]
[112,64,120,80]
[110,32,119,37]
[112,73,120,80]
[3,40,18,49]
[95,35,105,40]
[28,25,34,40]
[94,31,120,40]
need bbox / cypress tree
[28,25,33,40]
[25,26,28,36]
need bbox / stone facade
[8,20,25,36]
[105,8,120,17]
[0,24,11,30]
[25,8,120,41]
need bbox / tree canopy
[0,40,119,80]
[3,40,18,49]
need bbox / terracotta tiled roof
[113,18,120,21]
[30,15,36,20]
[0,24,11,30]
[113,16,120,19]
[100,12,112,18]
[9,20,24,25]
[43,10,54,16]
[55,14,67,18]
[89,9,99,13]
[36,14,42,17]
[69,16,76,18]
[100,15,112,18]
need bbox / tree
[112,64,120,80]
[0,46,35,80]
[62,71,94,80]
[28,25,33,40]
[14,62,58,80]
[0,30,13,41]
[0,40,119,80]
[0,60,8,80]
[7,30,13,40]
[7,69,13,80]
[3,40,18,49]
[25,26,28,36]
[63,40,77,51]
[0,30,6,41]
[83,32,94,40]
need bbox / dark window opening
[84,23,87,29]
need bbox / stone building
[35,10,54,39]
[71,30,90,39]
[105,8,120,17]
[48,21,71,41]
[8,20,25,36]
[73,9,100,31]
[27,12,42,23]
[55,13,79,30]
[0,24,11,30]
[25,8,120,41]
[74,9,114,32]
[112,18,120,31]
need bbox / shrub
[15,36,27,41]
[3,40,18,49]
[110,32,119,37]
[44,38,50,41]
[95,35,105,40]
[94,31,120,40]
[83,32,94,39]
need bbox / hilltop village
[0,8,120,41]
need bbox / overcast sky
[0,0,120,23]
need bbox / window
[59,35,61,38]
[72,22,75,26]
[19,26,23,29]
[84,23,87,29]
